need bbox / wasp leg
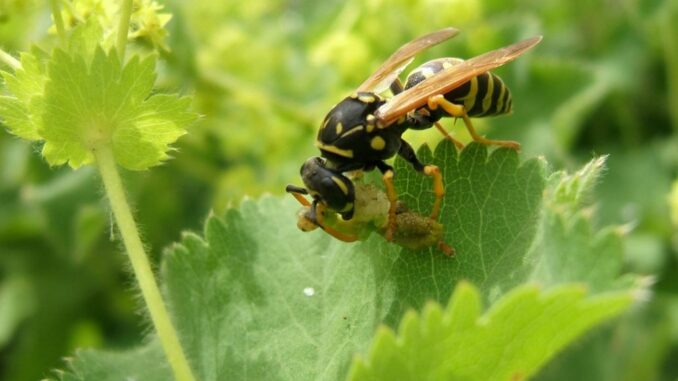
[286,185,312,207]
[287,186,359,242]
[398,140,444,220]
[374,162,398,242]
[287,188,318,232]
[427,94,520,150]
[434,121,465,150]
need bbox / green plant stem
[0,48,20,70]
[117,0,134,58]
[49,0,67,44]
[94,145,196,381]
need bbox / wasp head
[300,157,355,220]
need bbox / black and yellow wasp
[287,27,541,244]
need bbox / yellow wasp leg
[290,191,311,207]
[428,94,520,150]
[382,169,398,242]
[423,165,444,220]
[289,191,359,242]
[433,121,465,150]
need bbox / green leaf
[40,46,195,169]
[390,142,546,306]
[528,156,630,292]
[525,153,668,380]
[347,282,632,381]
[67,16,105,61]
[534,300,675,381]
[0,15,195,170]
[2,52,47,104]
[160,200,398,381]
[0,51,48,140]
[54,142,636,380]
[57,340,172,381]
[547,156,607,214]
[0,19,102,142]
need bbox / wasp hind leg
[427,94,520,150]
[397,140,444,220]
[393,80,465,150]
[434,121,465,150]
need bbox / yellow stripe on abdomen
[480,73,495,115]
[495,79,506,114]
[461,76,478,111]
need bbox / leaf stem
[0,48,20,70]
[49,0,67,45]
[117,0,134,58]
[94,145,196,381]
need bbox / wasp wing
[374,36,543,126]
[356,27,461,94]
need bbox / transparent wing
[356,27,461,93]
[374,36,543,126]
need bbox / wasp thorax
[319,93,385,140]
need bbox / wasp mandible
[287,28,541,244]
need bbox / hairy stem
[49,0,67,44]
[117,0,134,58]
[95,146,196,381]
[0,48,20,70]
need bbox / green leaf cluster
[49,0,172,52]
[349,283,630,381]
[55,142,640,381]
[0,19,195,170]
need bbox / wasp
[287,27,541,244]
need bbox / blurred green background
[1,0,677,380]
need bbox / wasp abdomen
[404,57,513,119]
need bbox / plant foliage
[55,143,639,381]
[1,0,676,380]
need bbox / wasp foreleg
[286,185,359,242]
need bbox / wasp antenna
[286,184,309,195]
